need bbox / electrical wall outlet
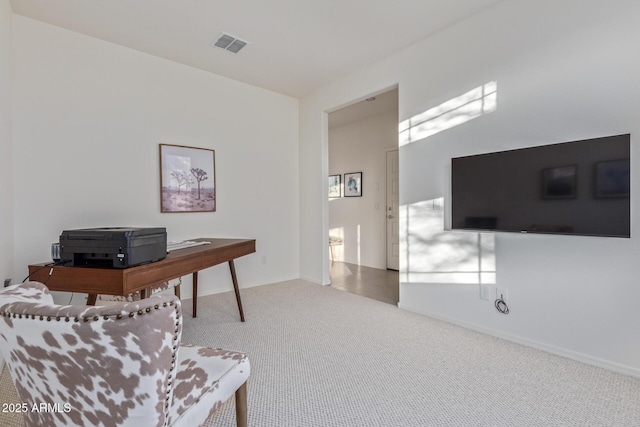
[496,287,508,303]
[3,278,11,287]
[480,284,492,300]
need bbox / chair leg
[235,381,248,427]
[174,283,181,299]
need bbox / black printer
[59,227,167,268]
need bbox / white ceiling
[329,87,398,129]
[10,0,501,98]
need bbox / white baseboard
[299,275,325,285]
[178,275,302,299]
[398,302,640,379]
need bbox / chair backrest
[0,281,182,427]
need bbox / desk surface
[28,238,256,296]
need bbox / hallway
[329,262,399,305]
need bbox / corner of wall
[0,0,14,285]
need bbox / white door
[386,150,399,270]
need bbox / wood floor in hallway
[329,262,399,305]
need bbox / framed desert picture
[160,144,216,212]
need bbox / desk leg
[229,260,245,322]
[192,272,198,318]
[87,294,97,305]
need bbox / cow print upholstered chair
[0,281,250,427]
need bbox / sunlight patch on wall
[329,227,344,263]
[357,224,361,266]
[328,224,363,266]
[399,81,497,146]
[400,198,495,284]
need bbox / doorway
[327,87,399,303]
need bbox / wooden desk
[28,238,255,321]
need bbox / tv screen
[451,134,630,238]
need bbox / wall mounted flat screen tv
[451,134,630,238]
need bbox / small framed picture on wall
[344,172,362,197]
[328,175,341,198]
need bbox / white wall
[0,0,12,370]
[0,0,12,289]
[12,16,300,303]
[328,110,397,269]
[300,0,640,376]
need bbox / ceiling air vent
[212,32,249,54]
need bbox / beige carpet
[0,365,23,427]
[2,279,640,426]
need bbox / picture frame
[329,175,341,198]
[542,165,576,199]
[344,172,363,197]
[595,159,630,198]
[160,144,216,212]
